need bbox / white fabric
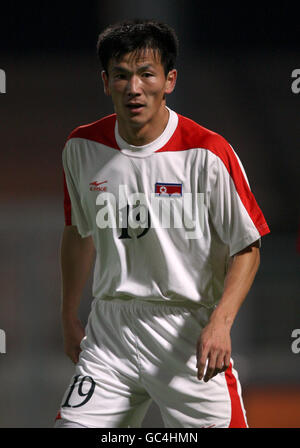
[54,418,87,428]
[56,299,247,428]
[62,108,268,308]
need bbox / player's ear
[164,69,177,95]
[101,70,110,96]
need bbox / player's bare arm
[196,240,260,382]
[60,225,95,363]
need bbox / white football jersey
[62,108,270,308]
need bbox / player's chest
[79,150,200,203]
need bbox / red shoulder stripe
[204,133,270,237]
[63,114,119,225]
[158,115,270,237]
[66,113,119,149]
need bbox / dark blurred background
[0,1,299,428]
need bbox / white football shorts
[55,298,248,428]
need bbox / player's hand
[196,321,231,382]
[62,316,85,364]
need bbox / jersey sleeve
[207,141,270,256]
[62,140,92,238]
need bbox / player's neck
[117,104,169,147]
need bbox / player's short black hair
[96,19,179,76]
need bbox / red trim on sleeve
[62,113,119,227]
[157,114,270,237]
[66,113,119,149]
[225,363,248,428]
[63,169,72,226]
[207,138,270,237]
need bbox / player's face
[102,49,177,138]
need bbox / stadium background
[0,1,299,428]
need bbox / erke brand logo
[90,180,107,191]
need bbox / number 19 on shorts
[62,375,96,408]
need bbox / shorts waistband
[94,296,210,312]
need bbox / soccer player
[54,19,270,428]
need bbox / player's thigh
[55,309,152,428]
[136,305,247,428]
[55,365,153,428]
[156,365,247,428]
